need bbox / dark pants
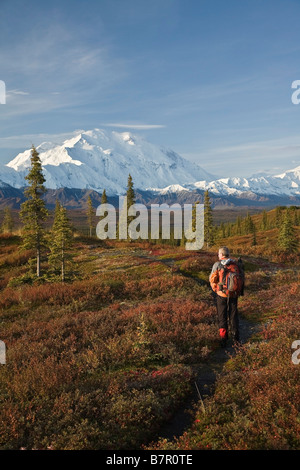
[216,295,240,341]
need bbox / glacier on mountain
[1,128,214,194]
[0,128,299,198]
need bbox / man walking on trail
[209,246,243,347]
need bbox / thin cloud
[7,89,29,96]
[207,136,300,157]
[104,123,166,130]
[182,135,300,177]
[0,22,129,120]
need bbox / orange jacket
[210,271,227,297]
[209,260,229,298]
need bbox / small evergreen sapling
[48,200,73,281]
[204,190,214,247]
[1,207,14,233]
[277,209,298,253]
[86,195,95,237]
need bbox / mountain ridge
[0,128,299,208]
[2,128,215,194]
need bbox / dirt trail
[136,250,261,441]
[95,248,261,442]
[158,314,259,441]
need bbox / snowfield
[0,128,299,198]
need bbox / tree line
[1,146,298,281]
[216,206,299,253]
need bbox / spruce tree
[1,207,14,233]
[180,233,186,247]
[294,209,300,226]
[126,174,135,208]
[20,145,48,277]
[261,210,268,231]
[126,174,136,240]
[275,206,284,228]
[48,201,73,281]
[86,195,95,237]
[204,190,214,247]
[117,175,136,241]
[192,200,200,232]
[101,189,108,204]
[236,216,242,235]
[98,189,109,235]
[244,212,252,234]
[251,222,257,246]
[277,209,299,253]
[287,207,299,227]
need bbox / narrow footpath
[139,251,260,442]
[158,314,259,441]
[95,247,261,443]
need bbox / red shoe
[219,328,228,348]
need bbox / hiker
[209,246,244,347]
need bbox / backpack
[217,258,245,297]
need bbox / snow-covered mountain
[152,165,300,198]
[0,128,299,203]
[1,128,214,194]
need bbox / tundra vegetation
[0,176,299,450]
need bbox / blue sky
[0,0,300,178]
